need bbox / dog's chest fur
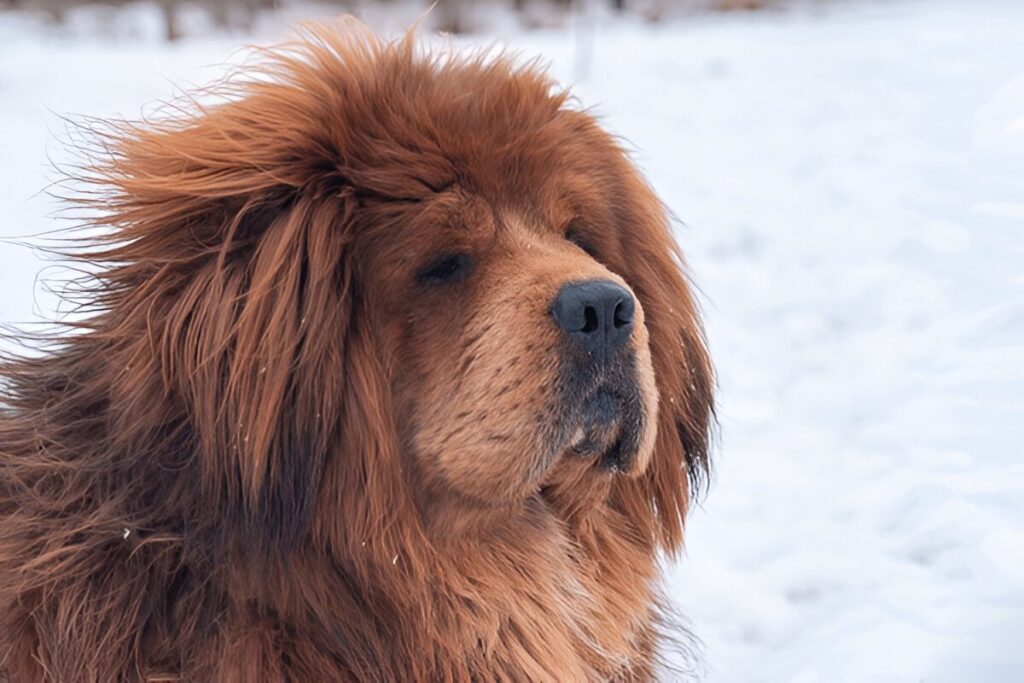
[1,501,658,682]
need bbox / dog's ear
[609,167,715,554]
[72,24,427,561]
[161,195,355,552]
[72,90,360,554]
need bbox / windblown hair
[0,20,713,682]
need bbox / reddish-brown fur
[0,20,713,682]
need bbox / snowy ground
[2,1,1023,680]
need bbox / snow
[2,1,1022,680]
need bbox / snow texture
[1,1,1022,680]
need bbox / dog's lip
[569,425,588,450]
[567,426,607,457]
[567,426,630,474]
[566,388,625,458]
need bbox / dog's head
[83,21,713,559]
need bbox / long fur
[0,20,714,682]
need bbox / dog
[0,20,713,681]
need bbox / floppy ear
[159,194,356,552]
[67,80,362,554]
[610,170,715,554]
[69,23,428,562]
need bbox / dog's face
[362,189,659,509]
[86,24,713,554]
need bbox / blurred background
[1,0,1022,680]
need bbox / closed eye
[418,253,472,285]
[565,227,598,258]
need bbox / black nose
[551,280,635,362]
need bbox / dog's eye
[566,227,598,258]
[418,253,472,285]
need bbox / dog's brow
[496,210,544,240]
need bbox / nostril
[581,306,599,334]
[612,300,632,328]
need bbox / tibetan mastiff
[0,20,713,682]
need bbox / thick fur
[0,21,713,682]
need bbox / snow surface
[2,1,1022,680]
